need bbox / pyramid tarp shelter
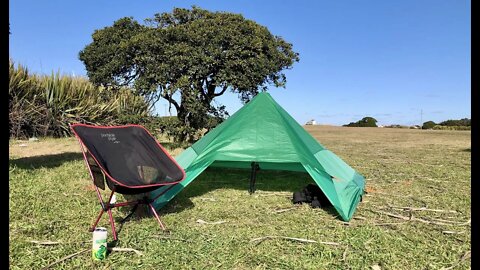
[150,92,365,221]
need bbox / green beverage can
[92,227,107,261]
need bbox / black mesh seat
[71,123,185,240]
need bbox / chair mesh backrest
[71,124,184,188]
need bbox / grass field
[9,126,471,269]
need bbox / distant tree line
[343,117,378,127]
[422,118,471,130]
[342,116,470,131]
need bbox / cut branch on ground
[272,207,297,213]
[250,236,340,246]
[387,205,458,214]
[109,247,143,256]
[41,248,89,270]
[368,209,471,227]
[196,219,227,225]
[442,231,465,235]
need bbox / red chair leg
[148,203,166,230]
[107,209,118,241]
[90,209,105,232]
[89,189,169,240]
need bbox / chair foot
[89,199,166,241]
[148,203,166,230]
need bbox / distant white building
[305,119,316,125]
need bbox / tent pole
[249,162,260,194]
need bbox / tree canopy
[343,117,378,127]
[79,6,299,141]
[439,118,470,127]
[422,121,436,129]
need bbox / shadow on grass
[97,167,339,238]
[158,166,336,215]
[9,152,83,170]
[185,166,315,196]
[462,147,471,152]
[111,195,195,234]
[112,167,322,220]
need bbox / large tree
[79,6,299,139]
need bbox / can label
[92,227,108,261]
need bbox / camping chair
[70,124,185,240]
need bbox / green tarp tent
[151,92,365,221]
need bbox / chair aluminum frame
[72,124,183,241]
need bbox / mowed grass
[9,126,471,269]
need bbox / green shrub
[433,125,450,130]
[9,59,150,138]
[9,59,228,141]
[432,125,470,131]
[422,121,436,130]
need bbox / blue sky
[9,0,470,126]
